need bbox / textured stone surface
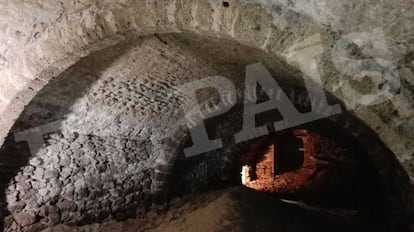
[0,0,413,231]
[0,0,412,175]
[0,34,303,230]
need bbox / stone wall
[0,33,307,230]
[0,1,413,230]
[0,0,412,179]
[3,132,153,231]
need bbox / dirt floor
[42,186,389,232]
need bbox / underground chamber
[0,33,412,231]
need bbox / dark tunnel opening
[171,117,401,230]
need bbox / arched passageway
[0,1,413,231]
